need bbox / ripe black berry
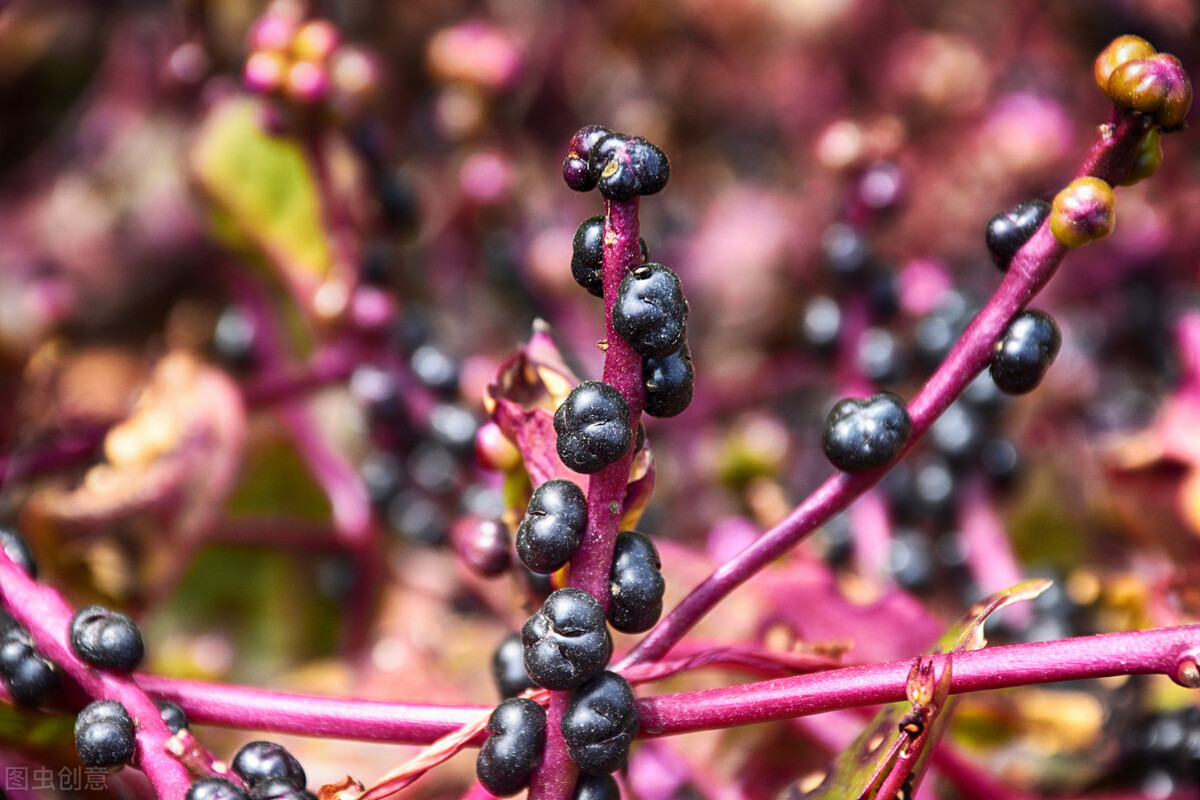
[522,588,612,690]
[563,126,613,192]
[75,700,135,768]
[571,216,649,298]
[928,401,984,463]
[188,778,248,800]
[612,264,688,358]
[989,310,1062,395]
[573,774,620,800]
[822,392,912,473]
[231,741,307,790]
[800,296,842,354]
[516,479,588,574]
[158,700,189,733]
[0,527,36,577]
[249,778,317,800]
[70,605,144,673]
[643,343,694,418]
[985,198,1051,270]
[0,626,61,707]
[607,531,665,634]
[561,671,639,774]
[587,134,670,202]
[822,223,872,282]
[856,327,906,385]
[475,698,547,796]
[554,382,632,474]
[492,633,536,699]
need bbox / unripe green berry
[1107,53,1192,129]
[1094,35,1157,98]
[1120,127,1163,186]
[1049,177,1115,248]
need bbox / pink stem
[620,107,1151,670]
[957,479,1029,626]
[635,624,1200,736]
[135,675,484,743]
[241,340,362,407]
[0,426,104,489]
[532,198,646,800]
[0,555,193,800]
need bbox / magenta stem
[135,674,484,743]
[0,426,104,489]
[0,555,193,800]
[532,198,646,800]
[241,340,361,407]
[620,107,1151,670]
[636,624,1200,736]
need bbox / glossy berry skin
[70,605,144,673]
[985,199,1051,270]
[989,310,1061,395]
[608,531,665,634]
[249,778,317,800]
[522,588,612,690]
[158,700,189,733]
[187,778,248,800]
[643,343,694,418]
[516,479,588,574]
[822,392,912,473]
[75,700,135,768]
[0,527,36,577]
[231,741,307,790]
[563,126,613,192]
[612,264,688,358]
[1095,35,1157,95]
[571,216,649,298]
[492,633,536,699]
[475,698,547,796]
[554,382,632,474]
[561,671,639,774]
[0,626,61,706]
[573,774,620,800]
[587,134,670,202]
[1107,53,1192,129]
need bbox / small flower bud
[1049,177,1116,248]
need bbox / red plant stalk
[0,555,193,800]
[529,197,646,800]
[619,107,1153,671]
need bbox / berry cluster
[187,740,313,800]
[242,7,380,128]
[0,531,60,707]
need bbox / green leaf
[792,580,1050,800]
[190,99,334,313]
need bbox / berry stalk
[0,554,193,800]
[532,198,647,800]
[620,107,1152,671]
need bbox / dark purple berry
[516,479,587,575]
[475,698,547,796]
[856,327,906,385]
[450,516,511,577]
[571,216,648,298]
[573,774,620,800]
[522,588,611,690]
[989,310,1061,395]
[561,671,639,774]
[554,382,632,474]
[231,741,306,790]
[188,778,248,800]
[0,527,36,577]
[985,198,1051,271]
[75,700,135,768]
[800,296,842,353]
[607,531,664,634]
[563,126,613,192]
[0,626,60,707]
[928,401,984,463]
[822,392,912,473]
[158,700,189,733]
[612,263,688,358]
[643,343,694,418]
[70,605,144,673]
[587,134,670,202]
[250,778,317,800]
[492,633,536,699]
[822,223,872,282]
